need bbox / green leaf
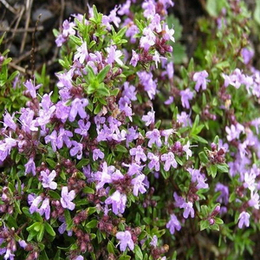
[76,158,89,169]
[206,0,228,17]
[7,215,18,229]
[69,35,82,46]
[45,222,56,236]
[208,164,217,178]
[200,220,210,231]
[39,250,49,260]
[83,186,95,194]
[48,190,61,199]
[97,65,110,82]
[37,224,45,242]
[254,0,260,25]
[215,217,224,225]
[46,158,56,169]
[118,255,131,260]
[64,209,73,231]
[96,86,110,97]
[107,241,115,254]
[115,144,128,153]
[134,245,143,260]
[110,88,120,96]
[191,135,208,144]
[94,103,103,114]
[199,151,209,164]
[216,163,229,173]
[87,207,97,216]
[85,219,98,229]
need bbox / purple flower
[3,112,16,131]
[131,174,147,196]
[180,202,195,219]
[243,171,256,191]
[215,183,229,205]
[167,61,174,80]
[69,98,88,122]
[130,145,147,164]
[18,240,28,249]
[45,130,58,152]
[123,162,144,176]
[140,27,156,51]
[130,50,139,67]
[147,152,160,171]
[56,69,74,90]
[187,168,208,189]
[142,0,156,18]
[118,97,133,120]
[118,0,131,15]
[126,126,139,147]
[116,231,134,251]
[75,119,91,137]
[106,45,123,66]
[238,211,250,228]
[70,141,83,160]
[180,88,194,109]
[122,82,137,101]
[222,68,245,89]
[193,70,209,92]
[93,148,104,161]
[24,157,36,176]
[74,42,88,64]
[146,129,162,148]
[3,248,15,260]
[125,22,139,43]
[38,198,51,220]
[161,129,174,145]
[19,108,38,132]
[73,256,84,260]
[142,111,155,126]
[177,111,192,127]
[105,190,127,215]
[55,101,70,123]
[161,152,177,171]
[150,235,158,247]
[57,128,73,149]
[225,123,244,141]
[162,24,175,42]
[248,191,259,209]
[24,79,41,98]
[166,214,181,234]
[95,162,113,190]
[241,48,254,65]
[60,187,76,211]
[28,194,43,214]
[41,170,57,190]
[183,141,192,159]
[137,71,157,100]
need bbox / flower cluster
[0,0,260,259]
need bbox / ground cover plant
[1,0,260,259]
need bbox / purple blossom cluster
[1,0,260,259]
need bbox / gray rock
[32,8,53,23]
